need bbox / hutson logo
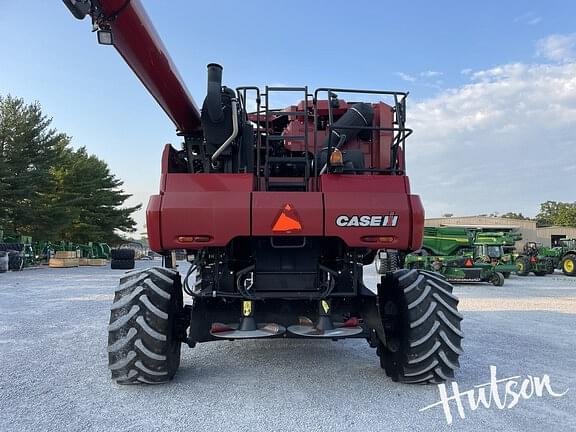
[419,366,569,425]
[335,213,399,227]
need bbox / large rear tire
[515,257,530,276]
[377,269,463,384]
[107,267,183,384]
[561,254,576,276]
[546,260,555,274]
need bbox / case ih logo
[336,213,399,227]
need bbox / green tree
[53,147,141,243]
[0,95,140,242]
[500,212,531,220]
[0,95,68,238]
[536,201,576,227]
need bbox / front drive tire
[107,267,183,384]
[377,269,463,384]
[491,272,505,286]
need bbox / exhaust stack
[205,63,224,123]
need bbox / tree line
[498,202,576,227]
[444,204,576,227]
[0,95,140,244]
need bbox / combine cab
[63,0,463,385]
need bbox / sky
[1,0,575,234]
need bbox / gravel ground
[1,262,575,431]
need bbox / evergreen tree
[54,147,141,243]
[0,95,140,242]
[0,95,68,238]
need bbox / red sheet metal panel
[319,174,408,193]
[146,194,163,252]
[409,195,425,250]
[321,175,413,248]
[159,174,253,249]
[252,192,323,236]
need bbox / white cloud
[536,33,576,62]
[514,12,542,25]
[420,70,443,78]
[396,72,416,82]
[406,61,576,217]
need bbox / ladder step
[267,135,306,141]
[267,157,308,163]
[275,111,307,116]
[267,183,307,190]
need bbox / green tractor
[514,242,554,276]
[541,239,576,276]
[557,239,576,276]
[537,245,563,274]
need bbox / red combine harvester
[64,0,463,385]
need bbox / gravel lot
[1,262,575,431]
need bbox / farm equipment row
[375,226,576,284]
[376,226,515,285]
[0,230,114,271]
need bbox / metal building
[425,216,576,248]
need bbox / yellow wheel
[515,257,530,276]
[562,255,576,276]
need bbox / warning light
[464,258,474,267]
[272,203,302,233]
[329,148,344,166]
